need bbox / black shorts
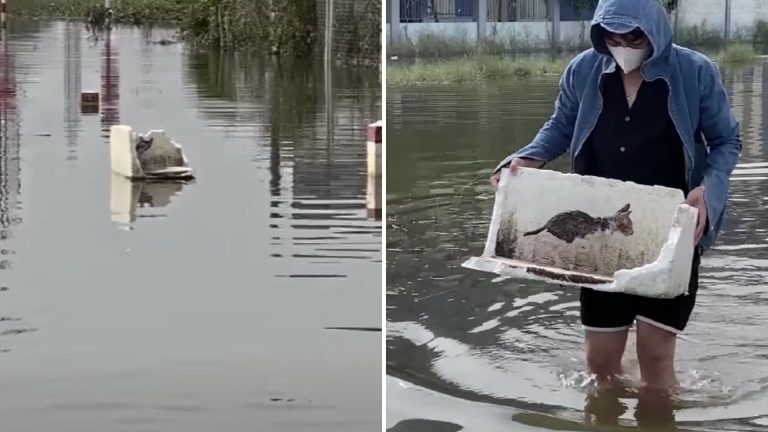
[580,252,701,334]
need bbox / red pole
[366,121,382,220]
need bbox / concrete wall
[730,0,768,37]
[397,22,478,44]
[387,20,590,50]
[675,0,768,37]
[674,0,726,34]
[487,21,590,50]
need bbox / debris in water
[110,125,195,180]
[324,327,382,332]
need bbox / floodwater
[0,20,381,430]
[386,63,768,430]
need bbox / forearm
[493,154,546,173]
[493,123,571,174]
[700,136,741,233]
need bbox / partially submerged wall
[387,20,591,51]
[387,0,768,52]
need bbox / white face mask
[607,44,650,73]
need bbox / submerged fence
[387,0,591,23]
[387,0,595,50]
[318,0,381,65]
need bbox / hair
[599,26,646,42]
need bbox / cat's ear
[618,203,631,213]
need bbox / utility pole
[1,0,7,29]
[478,0,487,42]
[324,0,333,66]
[550,0,561,51]
[324,0,334,156]
[390,0,400,43]
[724,0,732,42]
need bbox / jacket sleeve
[697,60,742,247]
[493,59,579,174]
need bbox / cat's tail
[523,226,546,237]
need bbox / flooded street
[386,65,768,430]
[0,20,381,431]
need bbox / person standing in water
[491,0,741,390]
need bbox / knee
[587,349,622,376]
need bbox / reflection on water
[109,174,190,225]
[387,62,768,431]
[63,22,81,161]
[0,20,381,431]
[186,50,382,279]
[100,28,120,134]
[0,25,25,344]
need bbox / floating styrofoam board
[462,168,698,299]
[110,125,194,180]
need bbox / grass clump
[753,20,768,52]
[8,0,193,25]
[720,43,760,64]
[387,54,568,86]
[389,33,511,59]
[675,23,724,48]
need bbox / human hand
[685,186,708,244]
[490,158,544,190]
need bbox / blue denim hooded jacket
[494,0,742,251]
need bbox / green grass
[719,43,761,64]
[674,23,725,48]
[8,0,194,24]
[387,54,568,86]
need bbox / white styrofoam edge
[611,204,697,297]
[482,168,512,257]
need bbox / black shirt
[578,70,688,194]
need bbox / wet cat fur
[523,203,633,243]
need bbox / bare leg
[636,319,678,389]
[634,385,676,428]
[585,329,629,382]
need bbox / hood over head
[590,0,673,69]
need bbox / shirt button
[620,147,626,152]
[625,116,630,121]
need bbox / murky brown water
[0,20,381,430]
[386,64,768,430]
